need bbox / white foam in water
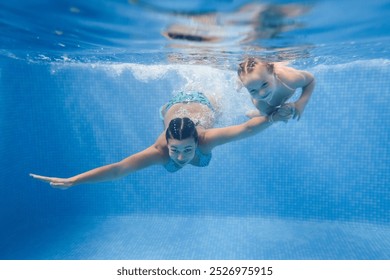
[108,63,173,81]
[80,62,253,126]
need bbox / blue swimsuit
[164,148,212,173]
[160,91,215,120]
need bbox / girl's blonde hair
[237,57,274,78]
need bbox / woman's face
[167,137,197,167]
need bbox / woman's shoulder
[153,133,170,157]
[197,128,217,153]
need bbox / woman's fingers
[49,182,70,190]
[29,174,54,182]
[30,173,72,188]
[50,182,65,186]
[272,111,289,122]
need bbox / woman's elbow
[111,162,130,178]
[242,123,257,138]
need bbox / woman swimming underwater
[30,91,292,188]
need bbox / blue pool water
[1,0,390,259]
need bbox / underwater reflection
[159,3,310,43]
[152,2,312,66]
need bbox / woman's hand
[29,173,74,189]
[276,102,305,121]
[270,104,295,123]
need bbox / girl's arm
[30,144,165,188]
[202,109,290,151]
[292,71,315,120]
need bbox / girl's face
[167,137,197,167]
[240,65,276,101]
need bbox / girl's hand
[292,102,304,120]
[29,173,74,189]
[284,102,304,121]
[270,103,294,123]
[280,102,303,121]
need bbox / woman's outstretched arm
[202,108,291,151]
[30,144,165,189]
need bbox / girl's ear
[266,63,274,74]
[238,62,245,76]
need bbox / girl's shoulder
[277,66,308,85]
[274,61,291,67]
